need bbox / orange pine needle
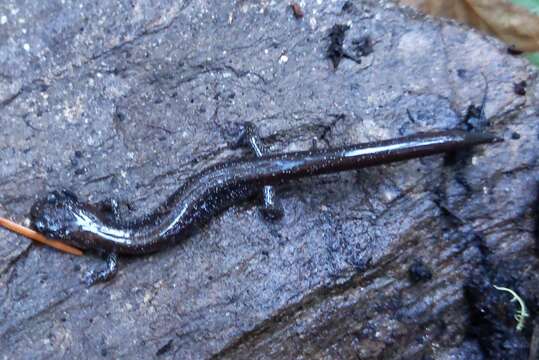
[0,217,83,256]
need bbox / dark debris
[507,45,524,56]
[327,24,351,70]
[513,81,527,96]
[341,1,356,13]
[352,35,373,57]
[408,259,433,283]
[326,25,372,70]
[156,339,173,356]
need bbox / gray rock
[0,0,537,358]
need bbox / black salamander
[29,124,501,284]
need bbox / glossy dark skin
[29,126,500,284]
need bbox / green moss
[527,53,539,67]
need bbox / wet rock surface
[0,0,537,358]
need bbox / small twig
[493,285,529,331]
[406,108,417,124]
[0,217,83,256]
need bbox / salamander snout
[30,189,81,240]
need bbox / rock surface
[0,0,537,359]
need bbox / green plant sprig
[493,285,529,331]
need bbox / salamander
[29,124,501,284]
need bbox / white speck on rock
[0,16,7,25]
[23,43,30,52]
[278,54,288,64]
[143,291,152,303]
[309,17,317,30]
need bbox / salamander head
[30,190,90,247]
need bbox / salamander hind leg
[235,122,284,220]
[83,252,119,286]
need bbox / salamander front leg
[93,198,135,223]
[236,122,284,220]
[83,252,119,286]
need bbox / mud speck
[327,24,350,69]
[513,81,527,96]
[408,259,433,283]
[290,3,304,19]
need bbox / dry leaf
[399,0,539,52]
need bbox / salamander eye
[60,189,78,202]
[33,219,46,233]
